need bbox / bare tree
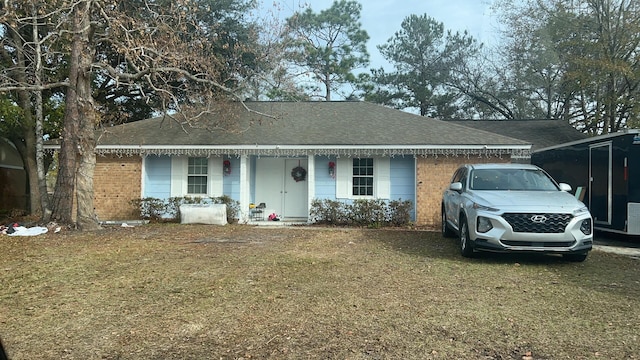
[1,0,262,229]
[0,1,67,218]
[239,2,309,101]
[493,0,640,133]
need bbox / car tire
[459,216,475,258]
[441,206,455,238]
[563,253,588,262]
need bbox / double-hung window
[336,157,390,199]
[187,157,208,194]
[352,158,374,196]
[170,156,223,197]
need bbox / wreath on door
[291,165,307,182]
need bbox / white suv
[441,164,593,261]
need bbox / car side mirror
[449,182,463,192]
[558,183,572,192]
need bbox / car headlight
[580,218,592,235]
[573,206,589,216]
[471,202,499,212]
[477,216,493,233]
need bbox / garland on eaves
[55,147,530,159]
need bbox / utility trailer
[531,130,640,235]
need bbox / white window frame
[171,156,223,197]
[352,158,374,196]
[187,157,209,195]
[335,157,390,199]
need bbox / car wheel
[459,216,475,258]
[441,206,455,238]
[563,253,588,262]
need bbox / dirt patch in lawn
[1,224,639,359]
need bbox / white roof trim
[43,143,531,158]
[45,144,531,151]
[534,129,640,153]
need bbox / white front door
[255,158,309,219]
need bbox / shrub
[211,195,240,223]
[130,197,167,221]
[309,199,347,224]
[387,199,413,227]
[132,196,240,223]
[310,198,413,227]
[351,199,387,228]
[131,197,410,227]
[167,196,204,221]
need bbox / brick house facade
[93,154,512,227]
[93,155,142,221]
[415,155,510,228]
[60,102,533,225]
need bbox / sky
[257,0,498,71]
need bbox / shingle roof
[446,119,586,152]
[89,101,531,157]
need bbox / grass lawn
[1,224,639,359]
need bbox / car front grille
[501,240,576,247]
[502,213,573,233]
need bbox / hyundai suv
[441,163,593,261]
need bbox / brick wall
[415,156,510,229]
[94,155,142,220]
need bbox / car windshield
[469,168,559,191]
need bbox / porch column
[239,154,250,222]
[307,155,315,222]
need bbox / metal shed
[532,130,640,235]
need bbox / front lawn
[1,224,638,359]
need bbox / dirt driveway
[593,231,640,258]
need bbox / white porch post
[307,155,315,223]
[140,155,146,199]
[239,155,250,222]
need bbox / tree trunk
[23,131,41,216]
[32,7,52,221]
[75,65,99,230]
[15,94,42,217]
[324,73,331,101]
[50,0,100,230]
[50,92,80,224]
[9,26,43,217]
[34,89,51,221]
[10,132,40,217]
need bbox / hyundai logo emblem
[530,215,547,223]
